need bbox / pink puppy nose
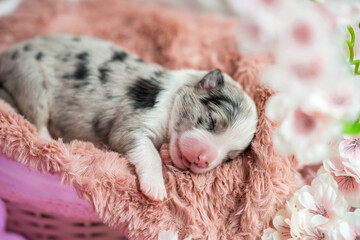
[180,138,217,168]
[193,154,209,168]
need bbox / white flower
[266,93,296,123]
[235,14,278,55]
[306,172,348,223]
[324,140,360,207]
[232,0,292,15]
[259,3,338,93]
[159,230,178,240]
[329,209,360,240]
[233,0,294,54]
[321,1,360,27]
[290,209,330,240]
[158,230,191,240]
[277,6,329,49]
[261,204,293,240]
[305,80,360,121]
[261,228,282,240]
[297,181,347,225]
[272,106,342,165]
[273,208,293,240]
[263,43,343,94]
[332,174,360,208]
[266,70,359,166]
[287,172,348,239]
[339,136,360,167]
[261,53,327,94]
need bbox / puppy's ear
[197,69,224,90]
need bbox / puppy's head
[168,69,258,173]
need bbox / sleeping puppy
[0,34,258,201]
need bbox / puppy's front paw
[160,144,172,165]
[140,175,167,201]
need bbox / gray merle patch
[76,52,89,61]
[98,67,111,84]
[23,44,32,51]
[127,77,163,109]
[73,63,89,80]
[74,81,90,89]
[154,71,164,78]
[36,52,43,61]
[11,51,18,60]
[58,53,71,62]
[63,62,89,80]
[201,90,243,124]
[111,51,127,62]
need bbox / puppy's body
[0,34,258,200]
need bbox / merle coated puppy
[0,34,258,201]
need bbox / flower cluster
[263,136,360,239]
[233,0,360,239]
[236,0,360,165]
[262,169,360,240]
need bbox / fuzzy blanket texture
[0,0,297,239]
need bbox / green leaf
[343,120,360,135]
[346,25,360,75]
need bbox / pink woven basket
[0,153,127,240]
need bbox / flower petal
[310,215,328,226]
[298,191,316,209]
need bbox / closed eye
[209,114,227,133]
[209,115,216,131]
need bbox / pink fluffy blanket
[0,0,297,239]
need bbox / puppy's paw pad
[140,182,167,201]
